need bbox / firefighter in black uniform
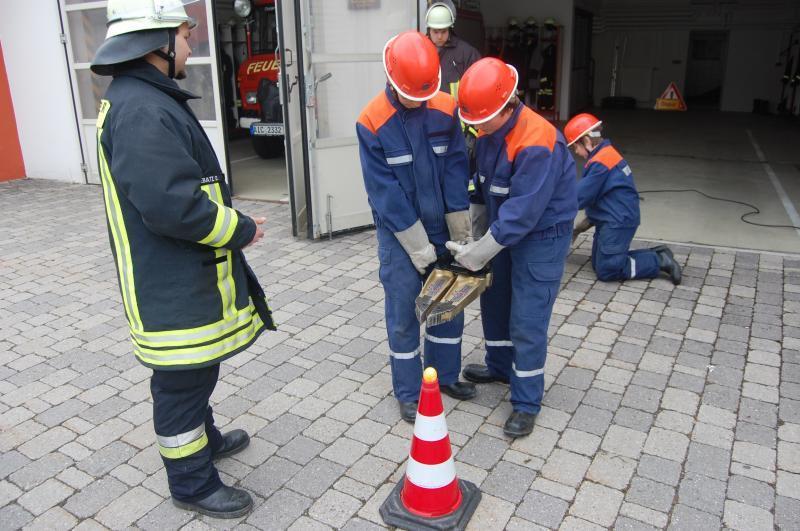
[90,0,275,519]
[425,0,482,175]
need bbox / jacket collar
[588,139,612,159]
[384,84,427,115]
[115,60,199,102]
[489,103,525,140]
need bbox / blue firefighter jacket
[356,85,470,243]
[470,105,577,246]
[577,140,640,228]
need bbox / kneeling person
[565,113,681,284]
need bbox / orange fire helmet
[564,113,603,146]
[456,58,518,125]
[382,31,441,101]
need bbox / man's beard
[175,70,187,80]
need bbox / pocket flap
[378,246,392,265]
[527,261,563,282]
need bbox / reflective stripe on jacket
[96,61,274,370]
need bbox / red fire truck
[233,0,283,158]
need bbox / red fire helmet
[456,58,518,125]
[564,113,603,146]
[382,31,441,101]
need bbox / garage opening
[215,0,289,203]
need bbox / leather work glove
[469,203,488,239]
[395,220,437,274]
[445,210,472,244]
[572,214,594,243]
[445,230,505,272]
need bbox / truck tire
[252,136,284,158]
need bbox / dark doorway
[685,31,728,110]
[570,8,594,113]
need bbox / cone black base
[379,480,481,531]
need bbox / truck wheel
[252,136,284,158]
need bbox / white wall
[588,0,800,112]
[479,0,575,120]
[0,1,84,182]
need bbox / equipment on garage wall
[602,34,636,109]
[778,24,799,115]
[535,18,561,121]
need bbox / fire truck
[233,0,283,158]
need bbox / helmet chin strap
[153,28,177,78]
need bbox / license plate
[251,123,284,136]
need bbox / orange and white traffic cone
[380,367,481,530]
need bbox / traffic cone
[380,367,481,530]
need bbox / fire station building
[1,0,799,253]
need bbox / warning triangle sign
[654,82,687,111]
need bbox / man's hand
[445,231,505,272]
[572,215,593,243]
[245,216,266,248]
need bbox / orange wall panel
[0,41,25,182]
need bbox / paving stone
[732,441,776,471]
[621,385,662,413]
[247,488,312,530]
[685,442,731,480]
[727,474,775,510]
[568,404,613,436]
[94,486,161,528]
[723,499,774,530]
[457,433,507,470]
[668,504,721,531]
[601,425,647,459]
[540,449,591,487]
[308,489,361,528]
[775,495,800,530]
[63,476,132,519]
[569,481,623,526]
[287,457,346,498]
[515,490,569,528]
[136,499,194,531]
[10,452,72,490]
[678,472,727,515]
[0,504,34,529]
[481,461,536,503]
[644,428,689,462]
[613,407,654,433]
[241,455,300,498]
[636,454,682,486]
[26,506,79,531]
[277,435,326,465]
[586,451,636,490]
[625,476,675,513]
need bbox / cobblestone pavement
[1,179,799,530]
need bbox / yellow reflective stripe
[468,181,476,192]
[449,81,459,99]
[215,248,235,320]
[130,303,256,348]
[158,432,208,459]
[198,183,239,247]
[97,102,142,332]
[134,313,264,366]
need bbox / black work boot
[212,429,250,461]
[440,381,477,400]
[656,247,682,285]
[462,364,509,384]
[503,411,537,438]
[398,401,418,423]
[172,485,253,519]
